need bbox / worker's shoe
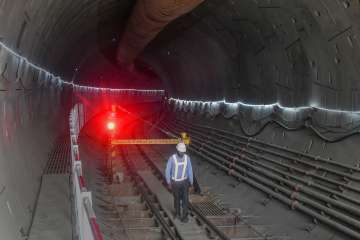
[181,217,189,223]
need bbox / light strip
[169,98,360,114]
[0,41,165,94]
[2,40,359,114]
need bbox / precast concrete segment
[0,41,165,94]
[117,0,204,65]
[167,98,360,141]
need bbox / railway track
[136,145,289,240]
[83,110,293,240]
[159,118,360,239]
[90,146,182,240]
[91,136,281,240]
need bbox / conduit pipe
[174,123,360,195]
[167,122,360,219]
[175,119,360,173]
[200,135,360,206]
[192,137,360,224]
[117,0,204,66]
[191,148,360,240]
[174,119,360,182]
[160,122,360,239]
[183,129,360,205]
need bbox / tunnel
[1,0,360,240]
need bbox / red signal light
[107,121,116,131]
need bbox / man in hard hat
[165,142,193,223]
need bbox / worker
[165,142,193,223]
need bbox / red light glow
[107,121,116,131]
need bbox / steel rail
[168,122,360,206]
[162,122,360,239]
[165,123,360,223]
[190,147,360,240]
[175,119,360,182]
[188,137,360,229]
[169,121,360,192]
[174,118,360,174]
[135,146,231,240]
[120,148,183,240]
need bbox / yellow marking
[111,138,190,145]
[111,133,190,145]
[180,132,191,145]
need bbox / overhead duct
[116,0,204,66]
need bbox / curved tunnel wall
[3,0,358,113]
[168,98,360,141]
[2,0,359,111]
[0,1,111,238]
[144,0,360,111]
[0,0,69,235]
[0,0,360,239]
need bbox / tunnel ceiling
[1,0,360,110]
[144,0,360,111]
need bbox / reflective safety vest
[172,154,188,181]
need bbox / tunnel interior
[1,0,360,240]
[2,0,360,105]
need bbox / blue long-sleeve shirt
[165,154,193,185]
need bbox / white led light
[4,40,358,115]
[169,98,360,114]
[0,41,165,95]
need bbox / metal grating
[44,135,71,174]
[192,201,226,216]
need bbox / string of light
[2,40,359,114]
[169,98,360,114]
[0,41,165,94]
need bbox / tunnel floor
[160,118,357,240]
[78,134,278,240]
[28,136,72,240]
[26,116,357,240]
[73,117,354,240]
[3,1,360,239]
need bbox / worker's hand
[189,185,194,193]
[168,184,172,190]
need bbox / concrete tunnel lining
[0,0,360,239]
[2,0,359,110]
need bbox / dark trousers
[171,179,189,219]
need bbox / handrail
[69,104,104,240]
[84,198,104,240]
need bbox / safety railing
[69,104,103,240]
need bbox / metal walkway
[44,136,71,174]
[28,135,72,240]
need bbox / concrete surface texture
[156,114,360,240]
[28,174,72,240]
[2,0,359,110]
[0,0,360,240]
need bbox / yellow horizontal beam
[111,138,190,145]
